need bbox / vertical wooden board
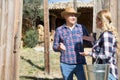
[118,0,120,35]
[13,0,23,80]
[0,0,22,80]
[12,0,19,79]
[44,0,50,74]
[93,0,110,38]
[5,0,15,80]
[110,0,118,28]
[117,0,120,79]
[0,0,8,80]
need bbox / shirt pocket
[60,33,70,44]
[75,31,83,42]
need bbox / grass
[19,48,62,80]
[19,47,92,80]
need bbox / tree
[23,0,44,26]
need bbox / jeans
[108,73,116,80]
[60,63,86,80]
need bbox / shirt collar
[62,23,78,29]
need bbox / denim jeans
[60,63,86,80]
[108,73,116,80]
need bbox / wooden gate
[0,0,23,80]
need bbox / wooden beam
[12,0,23,80]
[44,0,50,74]
[93,0,110,38]
[117,0,120,79]
[73,0,77,11]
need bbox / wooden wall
[0,0,23,80]
[93,0,120,79]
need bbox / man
[53,7,91,80]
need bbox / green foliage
[23,29,39,48]
[23,0,44,22]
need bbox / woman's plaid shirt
[90,31,118,80]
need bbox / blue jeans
[60,63,86,80]
[108,73,116,80]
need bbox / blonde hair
[97,10,120,56]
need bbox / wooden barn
[49,0,93,34]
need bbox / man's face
[64,13,77,25]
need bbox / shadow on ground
[20,56,45,71]
[20,76,63,80]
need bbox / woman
[81,10,120,80]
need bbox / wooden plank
[5,0,15,80]
[73,0,77,11]
[0,0,8,80]
[117,0,120,35]
[110,0,118,28]
[93,0,110,37]
[117,0,120,79]
[44,0,50,74]
[12,0,23,80]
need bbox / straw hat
[61,7,80,18]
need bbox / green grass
[19,48,62,80]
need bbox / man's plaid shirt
[53,24,90,64]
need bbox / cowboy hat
[61,7,80,18]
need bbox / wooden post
[118,0,120,35]
[73,0,77,11]
[0,1,7,80]
[13,0,23,80]
[110,0,118,28]
[44,0,50,74]
[117,0,120,79]
[93,0,110,37]
[0,0,22,80]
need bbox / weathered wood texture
[0,0,22,80]
[93,0,110,38]
[44,0,50,74]
[117,0,120,79]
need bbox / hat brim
[61,11,81,18]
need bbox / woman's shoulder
[102,31,113,37]
[101,31,115,40]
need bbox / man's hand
[58,43,66,50]
[83,36,94,42]
[80,52,89,56]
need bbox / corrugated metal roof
[49,0,93,9]
[49,0,93,4]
